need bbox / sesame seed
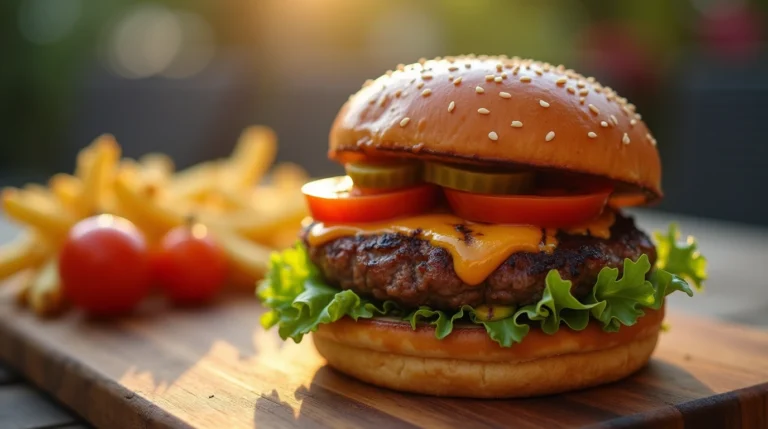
[448,101,455,112]
[464,63,471,69]
[501,72,507,79]
[579,97,586,104]
[535,69,543,76]
[401,91,408,97]
[394,90,402,98]
[588,132,597,139]
[478,108,490,115]
[448,66,459,71]
[630,119,637,126]
[422,73,433,80]
[379,96,388,107]
[488,131,499,141]
[448,75,454,80]
[539,100,550,108]
[594,87,603,93]
[511,121,523,128]
[496,64,503,72]
[567,87,576,94]
[499,92,511,99]
[421,88,432,97]
[453,76,463,85]
[576,82,586,88]
[385,70,393,76]
[475,86,485,94]
[368,99,375,105]
[494,76,503,83]
[622,133,631,145]
[588,104,600,115]
[485,75,494,81]
[520,76,532,83]
[418,58,426,65]
[635,113,642,120]
[545,131,555,142]
[396,63,405,71]
[579,88,589,96]
[587,77,596,83]
[600,121,609,128]
[399,117,410,127]
[556,77,567,85]
[610,114,618,125]
[363,79,374,87]
[543,64,551,72]
[417,82,424,89]
[512,65,520,75]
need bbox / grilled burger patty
[303,213,656,311]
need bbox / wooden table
[1,209,767,429]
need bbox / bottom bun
[312,308,663,398]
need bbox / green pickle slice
[424,162,534,194]
[345,162,422,189]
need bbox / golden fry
[113,166,186,235]
[78,134,121,215]
[167,161,221,201]
[139,153,175,187]
[270,162,309,190]
[15,270,34,307]
[1,188,76,240]
[224,126,277,191]
[211,228,273,280]
[49,173,84,212]
[0,232,50,281]
[28,257,66,317]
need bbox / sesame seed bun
[329,55,662,203]
[312,307,664,398]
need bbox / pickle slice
[345,162,422,189]
[424,162,534,194]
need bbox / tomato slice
[302,176,439,223]
[443,184,613,227]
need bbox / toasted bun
[329,55,662,203]
[312,307,663,398]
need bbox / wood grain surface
[0,280,767,429]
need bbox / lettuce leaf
[654,223,707,290]
[257,224,705,347]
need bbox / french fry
[49,174,84,212]
[223,126,277,191]
[0,232,50,282]
[113,166,186,235]
[211,228,273,280]
[76,134,121,215]
[139,153,175,187]
[270,162,309,190]
[14,269,36,307]
[28,257,66,317]
[166,161,221,202]
[2,188,76,240]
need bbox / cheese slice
[306,211,616,286]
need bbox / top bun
[329,55,662,203]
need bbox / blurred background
[1,0,767,226]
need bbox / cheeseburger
[258,55,706,398]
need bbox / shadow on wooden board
[251,360,720,429]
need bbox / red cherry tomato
[302,176,439,223]
[153,224,228,305]
[443,183,613,227]
[59,215,152,316]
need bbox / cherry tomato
[302,176,439,223]
[443,183,613,227]
[153,224,228,305]
[59,215,152,316]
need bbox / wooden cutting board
[0,282,767,429]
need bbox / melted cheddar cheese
[306,211,616,286]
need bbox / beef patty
[303,213,656,311]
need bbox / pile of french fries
[0,126,309,317]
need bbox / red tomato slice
[302,176,438,223]
[444,184,613,227]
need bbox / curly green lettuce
[256,224,705,347]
